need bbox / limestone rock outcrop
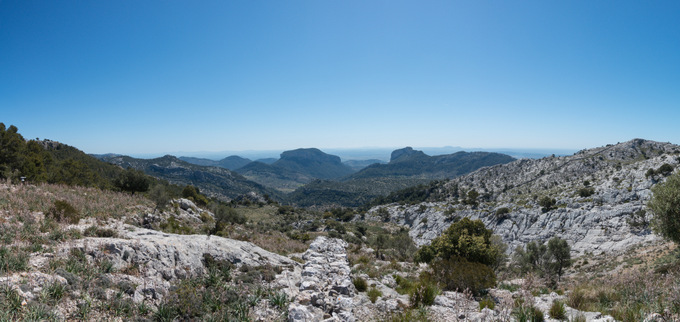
[365,139,680,255]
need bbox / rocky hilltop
[365,139,680,254]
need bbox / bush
[658,163,674,176]
[409,278,439,307]
[414,218,503,267]
[549,300,566,320]
[429,257,496,296]
[495,207,510,220]
[578,187,595,198]
[538,196,556,212]
[367,287,382,303]
[353,277,368,292]
[115,168,150,195]
[513,303,544,322]
[648,172,680,244]
[513,237,571,283]
[479,297,495,310]
[47,200,80,224]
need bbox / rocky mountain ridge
[99,154,279,201]
[365,139,680,255]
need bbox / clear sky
[1,1,679,156]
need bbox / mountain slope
[273,148,355,179]
[233,148,356,192]
[287,148,515,208]
[100,155,278,200]
[365,139,680,255]
[234,161,313,193]
[348,148,516,180]
[179,155,252,170]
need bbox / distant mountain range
[233,148,355,193]
[347,147,516,180]
[95,146,515,206]
[178,155,252,170]
[98,154,278,200]
[285,147,516,207]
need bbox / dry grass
[568,268,680,321]
[0,183,152,222]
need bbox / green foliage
[415,218,503,267]
[149,184,170,211]
[428,257,496,296]
[538,196,556,212]
[0,247,29,273]
[114,168,150,195]
[479,296,495,310]
[513,302,545,322]
[47,199,80,224]
[353,277,368,292]
[409,277,439,307]
[514,237,571,283]
[495,207,510,217]
[268,291,288,311]
[648,172,680,244]
[657,163,674,176]
[464,189,480,206]
[211,204,246,235]
[549,300,567,320]
[84,225,118,238]
[182,185,209,206]
[578,187,595,198]
[367,287,382,303]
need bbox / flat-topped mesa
[289,236,356,322]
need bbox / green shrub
[479,296,495,310]
[513,303,544,322]
[409,278,439,307]
[538,196,556,212]
[495,207,511,221]
[414,217,504,267]
[84,225,118,238]
[578,187,595,198]
[549,300,567,320]
[429,257,496,296]
[353,277,368,292]
[0,247,29,273]
[367,287,382,303]
[648,172,680,244]
[268,291,288,311]
[394,275,415,295]
[47,199,80,224]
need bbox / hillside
[100,154,279,201]
[285,177,431,208]
[348,147,516,180]
[342,159,386,171]
[179,155,252,170]
[365,139,680,254]
[233,148,356,192]
[234,161,313,193]
[286,148,516,208]
[274,148,355,179]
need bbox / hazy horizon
[101,145,578,162]
[2,1,679,154]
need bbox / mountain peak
[390,147,427,163]
[280,148,342,165]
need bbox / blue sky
[1,1,679,156]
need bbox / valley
[1,123,679,321]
